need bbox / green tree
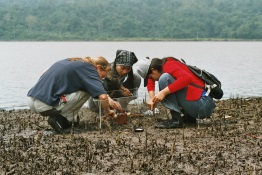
[25,15,37,31]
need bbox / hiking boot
[170,110,184,124]
[155,119,184,129]
[47,115,71,134]
[180,109,197,124]
[182,114,197,124]
[154,110,185,129]
[71,115,80,126]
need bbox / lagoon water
[0,41,261,110]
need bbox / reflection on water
[0,41,262,109]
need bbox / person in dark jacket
[27,56,120,133]
[88,50,141,113]
[136,57,216,129]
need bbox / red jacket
[147,58,204,101]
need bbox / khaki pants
[28,91,90,122]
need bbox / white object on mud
[143,108,160,116]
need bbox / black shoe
[170,110,184,124]
[182,114,197,124]
[48,115,71,134]
[155,119,184,129]
[71,115,80,126]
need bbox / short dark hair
[149,58,163,73]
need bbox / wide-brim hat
[136,57,152,87]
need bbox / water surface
[0,41,261,109]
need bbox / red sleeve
[163,59,193,93]
[146,78,155,92]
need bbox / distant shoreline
[1,38,262,42]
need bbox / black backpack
[175,58,223,99]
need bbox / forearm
[148,90,155,99]
[160,87,171,96]
[120,85,132,96]
[119,85,125,90]
[153,87,171,104]
[147,90,156,110]
[98,94,111,114]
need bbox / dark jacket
[103,63,135,98]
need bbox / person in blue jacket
[27,56,121,133]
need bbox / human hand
[152,91,166,104]
[121,87,133,96]
[147,98,157,110]
[105,110,115,119]
[109,98,122,111]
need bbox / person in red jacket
[136,57,216,129]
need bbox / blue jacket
[28,59,106,106]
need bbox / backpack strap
[190,82,205,89]
[172,58,205,89]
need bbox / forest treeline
[0,0,262,41]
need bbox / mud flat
[0,97,261,175]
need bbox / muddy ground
[0,97,261,175]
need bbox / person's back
[28,59,101,106]
[27,56,115,134]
